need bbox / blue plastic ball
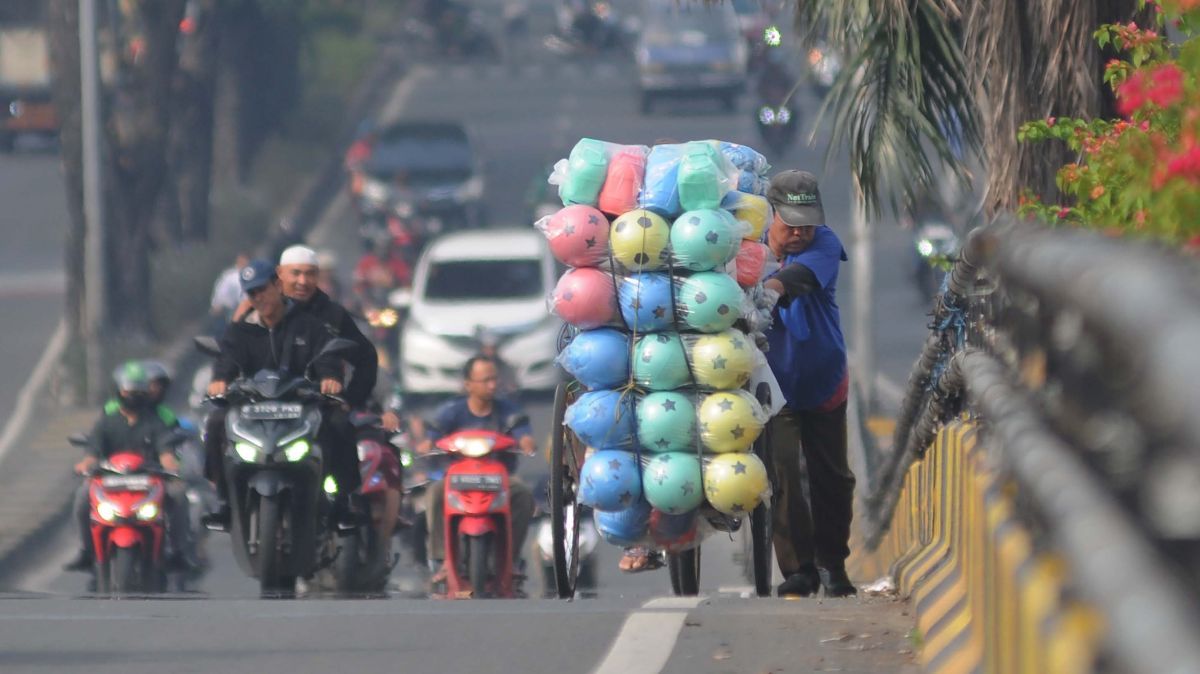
[594,498,652,546]
[618,273,675,332]
[579,450,643,512]
[558,329,630,390]
[564,390,637,450]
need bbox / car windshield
[423,259,543,301]
[366,129,473,184]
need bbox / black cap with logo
[767,170,825,227]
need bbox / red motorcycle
[86,451,170,593]
[435,428,520,598]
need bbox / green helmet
[112,361,151,393]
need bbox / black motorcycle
[196,336,356,594]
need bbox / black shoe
[201,505,231,532]
[63,549,94,573]
[818,565,857,598]
[776,564,819,597]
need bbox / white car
[395,228,562,395]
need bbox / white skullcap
[279,245,320,267]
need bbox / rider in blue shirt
[762,170,857,599]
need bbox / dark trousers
[769,402,855,574]
[204,406,362,500]
[75,479,191,559]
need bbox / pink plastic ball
[545,205,610,268]
[735,240,769,288]
[552,267,618,329]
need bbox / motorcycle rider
[102,360,177,428]
[64,362,194,573]
[202,259,361,529]
[419,356,537,586]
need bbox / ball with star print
[557,328,630,390]
[543,204,611,268]
[690,329,755,390]
[668,209,744,272]
[578,449,644,512]
[551,267,617,329]
[594,497,652,546]
[610,209,670,271]
[674,271,743,333]
[697,390,765,453]
[636,391,696,452]
[703,452,769,516]
[617,273,675,332]
[631,333,691,390]
[564,390,637,450]
[641,452,705,514]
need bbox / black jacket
[213,302,341,384]
[87,409,172,461]
[296,289,378,408]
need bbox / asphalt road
[0,147,68,441]
[0,3,928,671]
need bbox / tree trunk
[45,0,87,348]
[166,0,221,241]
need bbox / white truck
[0,25,57,152]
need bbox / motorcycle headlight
[758,107,776,125]
[454,436,496,458]
[235,441,260,463]
[777,108,792,124]
[96,501,118,522]
[283,439,310,462]
[763,25,782,47]
[399,450,414,469]
[136,502,159,521]
[362,180,389,204]
[917,239,935,257]
[324,475,339,495]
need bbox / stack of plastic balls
[536,138,777,553]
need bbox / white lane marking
[592,595,706,674]
[717,585,754,595]
[0,320,66,464]
[0,270,65,297]
[379,65,432,122]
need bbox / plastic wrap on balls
[697,389,767,453]
[669,209,748,272]
[636,391,696,452]
[594,498,652,546]
[537,205,611,268]
[579,449,643,512]
[556,328,630,390]
[632,333,691,390]
[737,171,770,196]
[610,209,670,272]
[703,452,770,516]
[677,141,736,212]
[674,271,743,333]
[721,191,772,241]
[732,240,770,288]
[689,329,755,390]
[551,267,617,329]
[642,452,705,514]
[648,509,699,552]
[617,272,675,332]
[554,138,611,206]
[598,145,649,216]
[719,141,770,175]
[564,390,637,450]
[638,144,684,217]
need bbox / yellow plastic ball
[690,329,755,390]
[733,194,771,241]
[610,209,670,271]
[698,390,764,453]
[704,452,769,516]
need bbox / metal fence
[856,220,1200,674]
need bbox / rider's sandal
[618,547,663,573]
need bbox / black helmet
[112,361,151,393]
[141,360,171,388]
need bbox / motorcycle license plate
[100,475,152,490]
[449,474,503,492]
[241,402,303,420]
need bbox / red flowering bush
[1017,1,1200,251]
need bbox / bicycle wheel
[550,382,584,599]
[668,547,701,596]
[751,382,775,597]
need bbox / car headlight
[136,502,159,521]
[96,501,118,522]
[362,181,389,204]
[283,439,310,462]
[235,441,260,463]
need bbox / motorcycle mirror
[67,433,90,448]
[502,413,530,435]
[388,288,413,308]
[194,336,221,358]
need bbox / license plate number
[241,402,303,420]
[449,474,503,492]
[100,475,152,490]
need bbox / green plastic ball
[642,452,704,515]
[675,272,743,333]
[669,209,742,272]
[637,392,696,453]
[632,333,691,390]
